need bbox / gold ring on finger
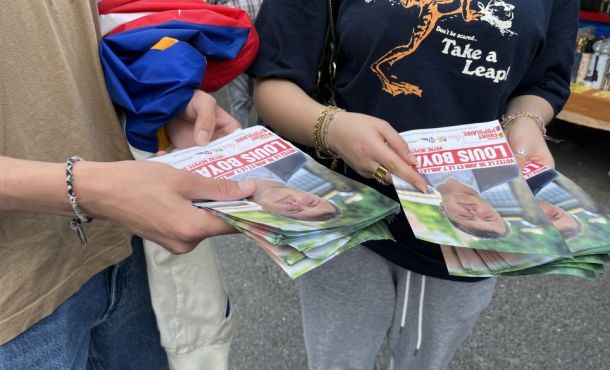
[374,164,390,186]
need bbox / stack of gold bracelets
[313,105,345,170]
[312,105,390,185]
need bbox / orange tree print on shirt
[370,0,480,97]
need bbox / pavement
[212,91,610,370]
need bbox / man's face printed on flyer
[537,200,582,240]
[251,179,340,222]
[440,191,508,239]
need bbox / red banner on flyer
[414,142,515,172]
[187,139,297,178]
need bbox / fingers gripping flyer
[393,120,571,257]
[392,121,610,279]
[151,126,400,278]
[150,123,609,280]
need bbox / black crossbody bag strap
[314,0,341,105]
[304,0,344,171]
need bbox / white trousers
[128,119,235,370]
[144,239,234,370]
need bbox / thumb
[187,175,256,201]
[192,92,218,146]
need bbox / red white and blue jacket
[99,0,259,152]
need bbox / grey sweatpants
[299,246,496,370]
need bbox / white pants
[144,239,234,370]
[130,144,234,370]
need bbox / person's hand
[76,160,255,254]
[327,111,427,192]
[505,118,554,170]
[165,89,241,149]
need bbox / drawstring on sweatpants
[415,276,426,355]
[399,272,426,355]
[399,271,411,332]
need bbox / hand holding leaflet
[391,121,610,279]
[392,121,570,257]
[151,126,400,278]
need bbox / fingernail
[238,180,255,192]
[406,153,417,164]
[417,183,428,193]
[197,130,209,145]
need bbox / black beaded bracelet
[66,156,92,246]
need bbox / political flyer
[151,126,400,278]
[392,121,571,257]
[437,159,610,279]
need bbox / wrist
[502,111,546,137]
[74,161,114,220]
[326,110,347,155]
[313,106,344,159]
[0,157,18,212]
[0,157,124,240]
[0,157,74,216]
[505,117,545,143]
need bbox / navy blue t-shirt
[248,0,578,281]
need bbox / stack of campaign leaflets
[151,126,400,278]
[393,121,610,280]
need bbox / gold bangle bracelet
[313,106,332,152]
[501,111,546,135]
[501,112,562,143]
[322,107,344,157]
[314,105,344,160]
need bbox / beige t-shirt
[0,1,133,344]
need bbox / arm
[248,0,327,147]
[254,78,427,192]
[504,0,579,168]
[250,0,425,190]
[254,78,322,147]
[0,156,254,254]
[503,95,555,169]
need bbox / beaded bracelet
[66,156,92,246]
